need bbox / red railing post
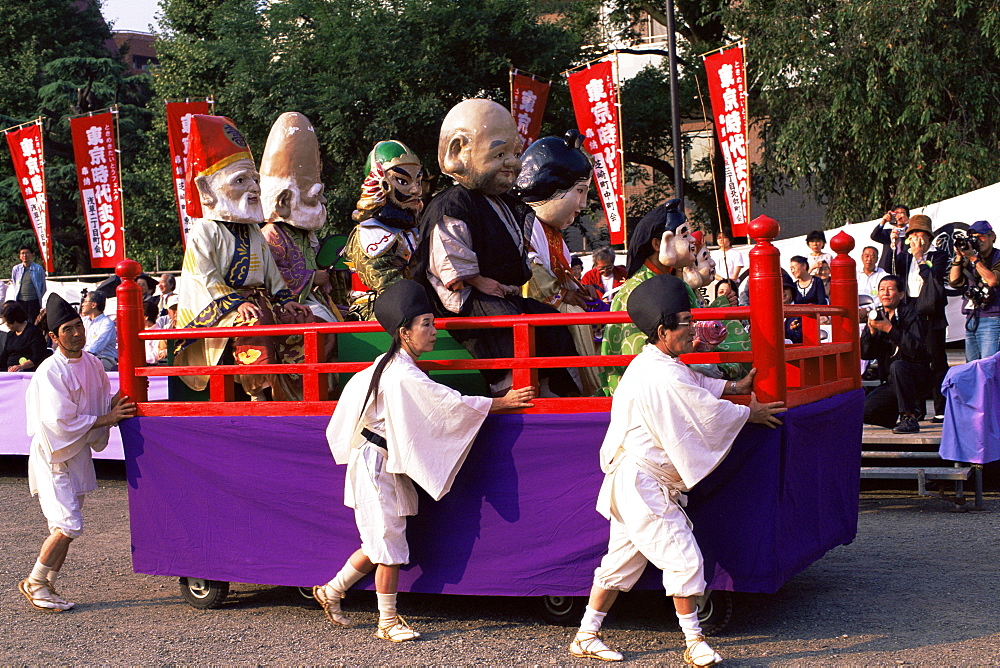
[747,215,786,404]
[115,259,148,404]
[829,231,861,390]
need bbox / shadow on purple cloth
[939,351,1000,464]
[121,389,862,596]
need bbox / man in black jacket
[414,99,577,396]
[861,275,931,433]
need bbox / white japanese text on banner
[70,110,126,268]
[5,121,54,272]
[704,44,750,237]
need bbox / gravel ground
[2,457,999,666]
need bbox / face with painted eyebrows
[439,99,523,196]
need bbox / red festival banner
[4,121,54,272]
[510,72,550,150]
[568,60,626,245]
[70,110,126,268]
[166,99,211,246]
[704,44,751,237]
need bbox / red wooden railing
[115,215,861,417]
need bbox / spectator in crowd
[18,293,135,612]
[1,301,51,372]
[861,275,931,433]
[156,294,178,330]
[570,255,585,282]
[805,230,833,276]
[581,246,627,303]
[948,220,1000,362]
[157,274,177,315]
[782,278,802,344]
[143,301,167,365]
[713,228,744,284]
[789,255,828,305]
[857,246,887,302]
[896,215,949,422]
[80,291,118,371]
[871,205,910,274]
[11,246,46,325]
[714,279,737,303]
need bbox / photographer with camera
[871,205,910,274]
[861,275,931,434]
[948,220,1000,361]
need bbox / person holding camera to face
[870,205,910,274]
[861,275,931,434]
[948,220,1000,361]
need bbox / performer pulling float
[570,274,785,665]
[316,280,534,641]
[19,294,136,611]
[174,115,311,399]
[344,140,424,319]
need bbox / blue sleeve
[85,319,116,355]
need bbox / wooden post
[115,259,148,404]
[747,215,786,404]
[829,231,861,390]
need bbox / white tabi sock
[579,605,608,634]
[324,563,366,597]
[676,610,703,644]
[376,592,398,625]
[29,559,51,585]
[47,569,60,588]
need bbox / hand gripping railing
[115,216,861,417]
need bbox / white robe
[25,349,113,533]
[175,218,293,391]
[591,345,750,595]
[327,350,492,506]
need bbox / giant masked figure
[260,111,338,324]
[174,115,310,399]
[412,99,578,397]
[344,140,424,319]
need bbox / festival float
[113,215,864,632]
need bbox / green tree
[729,0,1000,226]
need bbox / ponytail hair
[359,326,405,420]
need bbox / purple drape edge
[940,352,1000,464]
[122,389,862,596]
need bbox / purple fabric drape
[940,352,1000,464]
[122,389,862,596]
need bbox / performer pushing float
[570,274,785,666]
[174,115,311,400]
[344,140,424,319]
[316,279,534,641]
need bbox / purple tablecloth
[940,352,1000,464]
[121,389,862,596]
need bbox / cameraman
[861,275,931,434]
[948,220,1000,361]
[870,205,910,274]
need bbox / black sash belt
[361,428,387,450]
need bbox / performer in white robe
[316,279,534,642]
[569,274,785,666]
[19,293,135,611]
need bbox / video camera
[953,229,980,254]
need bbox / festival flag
[69,109,126,268]
[4,120,54,272]
[704,44,750,237]
[568,60,626,245]
[165,99,212,246]
[510,71,550,150]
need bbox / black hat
[46,293,81,333]
[512,130,592,203]
[626,199,686,278]
[373,280,433,334]
[626,273,691,339]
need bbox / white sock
[376,592,398,625]
[324,563,366,596]
[29,560,51,585]
[676,610,703,644]
[47,569,60,587]
[578,605,608,634]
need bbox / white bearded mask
[195,159,264,224]
[683,244,716,289]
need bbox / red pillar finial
[747,215,786,404]
[829,231,861,390]
[115,259,148,405]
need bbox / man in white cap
[19,293,135,611]
[569,273,785,665]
